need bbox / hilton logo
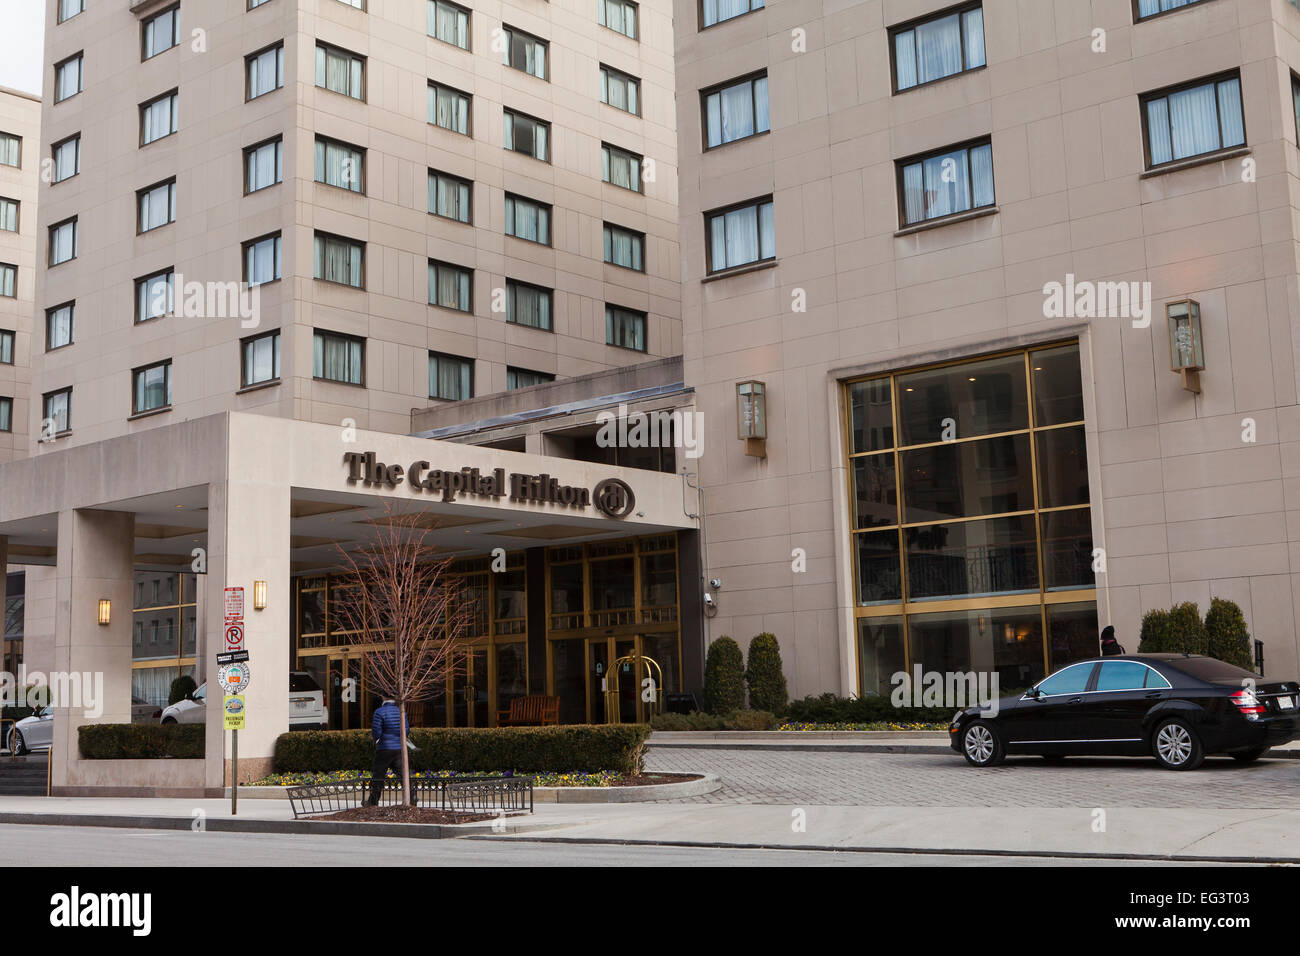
[593,478,635,518]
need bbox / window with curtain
[601,65,640,115]
[49,219,77,265]
[0,329,12,363]
[704,73,769,148]
[1143,73,1245,168]
[0,397,10,432]
[246,44,284,99]
[142,6,180,60]
[136,269,175,322]
[313,233,364,288]
[503,26,547,79]
[507,367,554,389]
[0,133,19,168]
[428,0,469,48]
[141,91,179,145]
[602,143,642,191]
[59,0,84,23]
[505,194,551,245]
[138,180,176,232]
[506,280,552,330]
[316,43,365,100]
[428,260,472,311]
[0,264,14,297]
[242,331,280,387]
[892,4,984,92]
[706,198,774,273]
[44,389,71,434]
[701,0,763,28]
[603,223,644,271]
[503,109,549,160]
[133,361,172,414]
[899,139,995,226]
[53,135,79,182]
[429,353,473,400]
[0,199,16,233]
[313,331,364,384]
[314,136,364,192]
[605,305,646,351]
[1135,0,1211,19]
[47,304,73,350]
[244,233,281,286]
[428,83,471,135]
[245,138,282,193]
[55,54,82,103]
[429,171,471,223]
[600,0,637,38]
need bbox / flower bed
[778,721,946,732]
[251,768,626,788]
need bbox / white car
[159,673,328,730]
[7,706,53,754]
[159,683,206,724]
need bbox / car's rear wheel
[9,729,27,756]
[1152,718,1204,771]
[961,720,1005,767]
[161,717,177,725]
[1229,746,1269,764]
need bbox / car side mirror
[1025,687,1042,700]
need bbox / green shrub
[725,710,777,731]
[1205,598,1254,670]
[745,633,788,713]
[784,692,954,725]
[169,675,197,706]
[651,712,726,731]
[1139,602,1207,655]
[79,723,205,759]
[703,636,746,714]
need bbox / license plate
[1277,696,1295,710]
[293,700,312,711]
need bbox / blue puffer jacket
[372,701,409,751]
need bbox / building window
[246,43,284,100]
[428,83,471,135]
[0,199,16,233]
[243,233,282,286]
[0,397,10,432]
[46,303,74,350]
[313,330,364,385]
[49,218,77,266]
[706,197,773,273]
[898,139,994,226]
[1135,0,1211,19]
[0,133,18,168]
[428,170,471,223]
[140,90,179,145]
[55,53,83,103]
[702,0,763,29]
[601,65,640,115]
[1143,72,1245,168]
[603,223,644,271]
[136,268,175,323]
[315,43,365,100]
[891,3,985,93]
[314,136,364,192]
[52,134,79,182]
[1293,74,1300,145]
[507,367,553,389]
[313,233,364,288]
[502,26,547,79]
[429,352,473,400]
[242,331,280,387]
[138,179,176,233]
[602,143,642,191]
[0,264,14,297]
[703,73,769,148]
[249,0,273,7]
[428,260,472,312]
[43,388,71,435]
[336,0,364,7]
[506,280,552,330]
[59,0,84,23]
[599,0,637,38]
[133,361,172,414]
[0,329,12,364]
[606,305,646,351]
[505,194,550,245]
[428,0,469,49]
[142,5,180,60]
[503,109,549,161]
[245,137,282,193]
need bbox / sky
[0,0,46,95]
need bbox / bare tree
[330,504,478,805]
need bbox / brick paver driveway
[644,746,1300,808]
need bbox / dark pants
[368,749,416,807]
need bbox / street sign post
[223,585,247,816]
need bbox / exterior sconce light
[736,380,767,459]
[97,599,111,626]
[1166,298,1204,394]
[253,580,268,611]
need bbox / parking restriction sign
[224,622,245,652]
[224,587,244,621]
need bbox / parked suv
[158,672,328,730]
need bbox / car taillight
[151,709,161,719]
[1232,689,1266,717]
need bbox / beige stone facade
[0,86,40,464]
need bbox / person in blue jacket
[368,698,414,807]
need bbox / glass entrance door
[452,647,489,727]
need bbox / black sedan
[950,654,1300,770]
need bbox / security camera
[703,592,715,608]
[709,578,722,591]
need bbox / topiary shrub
[1205,597,1254,670]
[79,723,205,759]
[1139,602,1207,655]
[169,674,198,706]
[702,636,746,714]
[745,633,788,714]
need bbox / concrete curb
[650,731,947,741]
[650,741,950,754]
[229,772,721,803]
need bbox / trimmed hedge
[79,723,205,759]
[703,636,746,714]
[1138,602,1208,655]
[783,692,955,725]
[273,724,651,776]
[745,633,788,713]
[651,710,777,731]
[1205,598,1254,670]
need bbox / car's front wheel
[161,717,177,725]
[9,729,27,756]
[1229,746,1269,764]
[1152,718,1204,771]
[961,720,1005,767]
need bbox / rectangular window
[507,367,553,389]
[706,197,774,273]
[49,218,77,266]
[246,43,284,100]
[242,331,280,387]
[505,194,551,245]
[249,0,273,7]
[46,303,74,350]
[899,139,995,226]
[336,0,364,7]
[136,268,175,323]
[313,136,364,192]
[59,0,84,23]
[701,0,763,29]
[428,260,472,312]
[599,0,638,38]
[428,171,471,223]
[606,305,646,351]
[704,73,769,148]
[138,179,176,233]
[52,135,79,182]
[0,199,16,233]
[55,53,83,103]
[891,3,985,93]
[428,83,471,135]
[603,223,644,271]
[313,232,364,288]
[0,397,10,433]
[602,143,642,191]
[0,329,12,364]
[0,133,18,168]
[429,352,473,400]
[243,233,282,286]
[245,137,282,193]
[0,264,14,297]
[313,330,364,385]
[502,26,547,79]
[140,91,179,145]
[601,65,640,114]
[1135,0,1211,19]
[1293,74,1300,145]
[315,43,365,100]
[1143,72,1245,168]
[142,6,180,60]
[133,361,172,414]
[428,0,469,49]
[503,109,549,161]
[43,389,71,435]
[506,280,552,330]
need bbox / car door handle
[1144,691,1162,698]
[1067,697,1083,704]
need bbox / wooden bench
[497,695,560,727]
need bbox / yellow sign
[223,694,246,730]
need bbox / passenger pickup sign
[223,695,246,730]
